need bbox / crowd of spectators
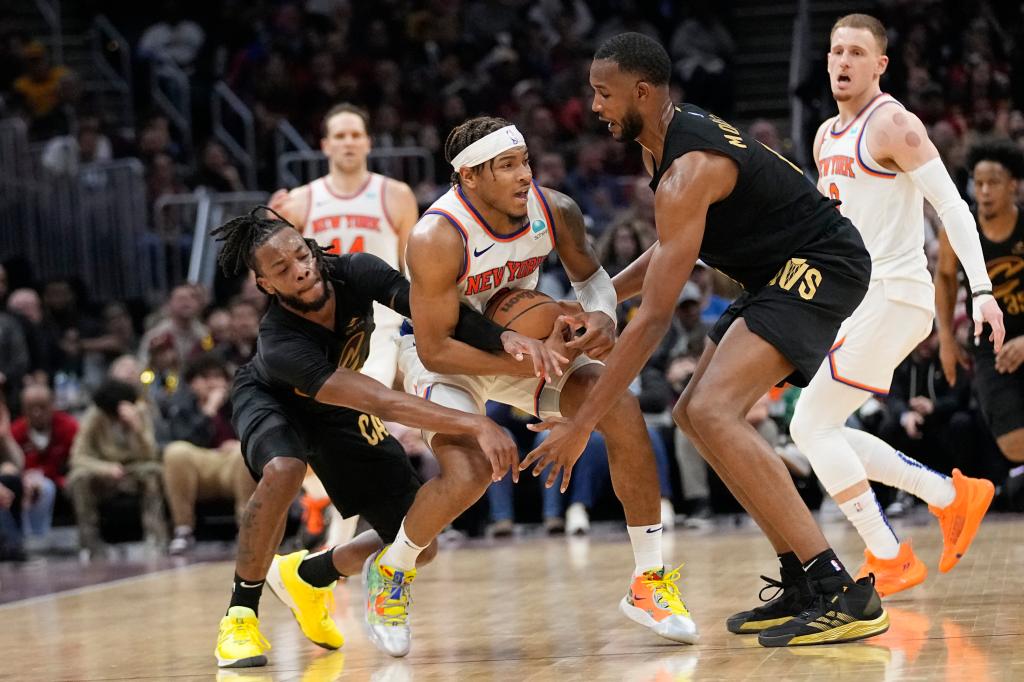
[0,2,1022,557]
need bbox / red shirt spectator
[11,384,77,487]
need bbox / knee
[445,451,494,498]
[162,441,193,467]
[788,407,816,450]
[259,457,306,494]
[684,389,731,441]
[671,398,695,437]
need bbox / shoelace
[757,575,786,602]
[373,570,414,626]
[224,619,270,651]
[643,564,690,615]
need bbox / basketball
[484,288,567,339]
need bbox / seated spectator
[10,384,75,547]
[81,302,139,390]
[0,399,26,561]
[138,284,210,368]
[0,307,30,408]
[40,115,113,176]
[204,307,232,349]
[140,331,183,405]
[6,287,61,385]
[160,355,254,554]
[67,378,165,558]
[11,41,77,139]
[188,140,245,193]
[216,299,260,372]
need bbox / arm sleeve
[909,158,992,293]
[341,252,506,351]
[261,332,338,398]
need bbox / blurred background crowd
[0,0,1022,561]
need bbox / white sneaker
[660,498,676,531]
[566,502,590,535]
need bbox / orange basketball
[484,288,567,339]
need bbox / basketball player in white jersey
[789,13,1005,597]
[269,104,418,547]
[356,116,697,657]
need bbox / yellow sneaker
[619,565,700,644]
[267,550,344,649]
[215,606,270,668]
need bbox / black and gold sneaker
[726,571,810,634]
[757,575,889,647]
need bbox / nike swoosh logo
[646,526,663,534]
[239,581,264,589]
[474,244,495,257]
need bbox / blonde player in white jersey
[789,13,1005,597]
[269,103,418,548]
[356,116,697,658]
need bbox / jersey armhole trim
[830,92,888,138]
[855,100,901,179]
[532,181,557,249]
[379,176,400,235]
[423,209,471,284]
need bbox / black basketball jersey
[966,208,1024,352]
[650,104,850,289]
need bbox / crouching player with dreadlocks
[212,207,566,668]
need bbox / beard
[618,107,645,141]
[277,278,332,313]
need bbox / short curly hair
[967,139,1024,179]
[444,116,513,187]
[594,32,671,86]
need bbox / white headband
[450,125,526,171]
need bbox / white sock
[838,490,900,559]
[844,428,956,508]
[627,524,663,576]
[380,520,425,571]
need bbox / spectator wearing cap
[160,355,254,554]
[11,383,76,546]
[67,378,165,558]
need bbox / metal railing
[274,120,313,188]
[149,59,193,160]
[788,0,811,170]
[152,190,267,293]
[211,82,257,189]
[275,146,435,189]
[91,16,135,133]
[33,0,62,64]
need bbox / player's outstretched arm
[406,216,568,380]
[870,107,1004,349]
[934,229,970,386]
[542,188,618,359]
[316,369,519,481]
[521,151,733,490]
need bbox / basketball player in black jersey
[211,208,562,668]
[937,141,1024,480]
[523,33,887,647]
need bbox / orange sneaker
[619,565,699,644]
[928,469,994,573]
[854,540,927,597]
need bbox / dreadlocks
[211,205,330,279]
[444,116,512,187]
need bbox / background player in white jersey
[270,103,419,547]
[789,13,1006,597]
[358,116,697,657]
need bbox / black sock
[229,573,265,615]
[297,548,343,587]
[802,549,851,583]
[778,552,802,581]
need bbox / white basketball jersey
[423,181,557,312]
[818,93,932,297]
[303,173,399,268]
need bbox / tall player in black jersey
[211,208,562,668]
[523,33,887,647]
[937,141,1024,481]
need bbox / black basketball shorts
[972,350,1024,438]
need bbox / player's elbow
[415,337,450,372]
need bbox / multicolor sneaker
[363,547,416,657]
[929,469,994,573]
[266,550,344,649]
[854,540,927,597]
[619,565,699,643]
[215,606,270,668]
[757,575,889,647]
[727,571,810,634]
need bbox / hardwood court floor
[2,514,1022,681]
